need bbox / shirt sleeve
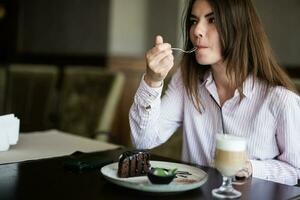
[129,70,184,149]
[250,91,300,185]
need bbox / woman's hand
[144,35,174,87]
[236,160,253,179]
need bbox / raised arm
[129,36,184,149]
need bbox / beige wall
[108,0,181,57]
[108,0,148,56]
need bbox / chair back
[5,64,58,131]
[58,66,124,140]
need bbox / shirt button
[145,105,151,111]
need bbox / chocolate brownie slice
[117,150,151,178]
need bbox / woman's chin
[195,56,222,66]
[196,59,213,66]
[195,55,211,65]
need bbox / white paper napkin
[0,114,20,151]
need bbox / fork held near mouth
[171,47,197,53]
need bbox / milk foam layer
[216,134,246,152]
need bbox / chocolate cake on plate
[117,150,151,178]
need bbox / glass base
[212,186,241,199]
[212,176,242,199]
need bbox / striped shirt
[129,69,300,185]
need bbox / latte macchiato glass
[212,134,247,199]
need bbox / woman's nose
[193,22,205,38]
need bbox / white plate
[100,160,208,193]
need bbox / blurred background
[0,0,299,159]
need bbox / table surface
[0,130,119,164]
[0,148,300,200]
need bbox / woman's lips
[196,45,208,49]
[195,45,209,53]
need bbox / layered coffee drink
[214,134,246,177]
[212,134,247,199]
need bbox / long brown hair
[181,0,297,112]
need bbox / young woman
[129,0,300,185]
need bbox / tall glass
[212,134,247,199]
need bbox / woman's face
[189,0,223,66]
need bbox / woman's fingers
[147,49,172,67]
[146,38,173,70]
[155,35,163,45]
[235,160,253,179]
[144,35,174,85]
[147,43,172,59]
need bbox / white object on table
[0,114,20,151]
[0,129,120,164]
[0,128,9,151]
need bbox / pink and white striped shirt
[129,69,300,185]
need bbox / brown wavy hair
[181,0,297,112]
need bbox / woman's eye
[208,17,215,24]
[189,19,197,25]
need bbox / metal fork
[171,47,197,53]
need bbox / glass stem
[221,176,233,191]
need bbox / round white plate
[100,160,208,193]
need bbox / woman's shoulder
[269,86,299,102]
[253,78,298,102]
[267,85,300,113]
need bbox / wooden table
[1,148,300,200]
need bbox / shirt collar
[241,76,256,98]
[200,70,256,98]
[200,70,213,87]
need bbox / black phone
[63,151,113,172]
